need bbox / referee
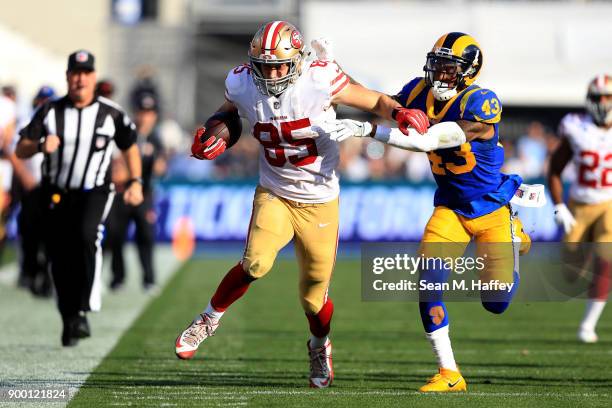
[16,50,144,347]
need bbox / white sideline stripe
[107,389,608,398]
[89,190,116,312]
[0,244,183,408]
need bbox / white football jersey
[225,60,350,203]
[559,113,612,204]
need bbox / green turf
[70,257,611,407]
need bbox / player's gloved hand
[311,37,334,61]
[316,119,372,142]
[191,127,226,160]
[335,119,373,141]
[393,108,429,135]
[553,203,577,234]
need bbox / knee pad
[481,270,519,314]
[242,255,274,279]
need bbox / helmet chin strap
[432,81,457,101]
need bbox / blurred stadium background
[1,0,611,244]
[1,1,611,406]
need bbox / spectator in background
[1,85,17,102]
[95,79,115,99]
[403,150,434,182]
[516,121,548,178]
[106,92,166,292]
[0,88,17,262]
[15,86,56,297]
[337,137,369,182]
[130,66,160,113]
[213,135,259,179]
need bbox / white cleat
[307,339,334,388]
[578,328,598,343]
[175,313,219,360]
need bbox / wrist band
[126,177,143,187]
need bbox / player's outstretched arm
[547,137,576,233]
[328,119,466,153]
[331,82,399,121]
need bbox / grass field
[69,256,611,407]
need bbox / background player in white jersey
[548,74,612,343]
[174,21,426,387]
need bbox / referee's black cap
[67,50,95,72]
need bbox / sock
[589,257,610,300]
[210,263,256,312]
[426,325,458,371]
[309,335,329,349]
[203,302,224,321]
[580,300,607,332]
[306,299,334,338]
[419,262,450,332]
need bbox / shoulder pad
[307,60,349,96]
[396,77,426,107]
[460,87,502,124]
[225,64,252,102]
[558,113,589,138]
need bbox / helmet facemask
[250,55,302,97]
[586,91,612,127]
[424,48,478,101]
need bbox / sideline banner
[154,182,561,242]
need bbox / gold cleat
[419,368,467,392]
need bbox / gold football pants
[241,186,339,314]
[421,205,529,284]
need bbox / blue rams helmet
[424,32,483,101]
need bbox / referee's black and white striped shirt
[19,95,137,190]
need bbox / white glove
[337,119,373,140]
[553,203,577,234]
[311,37,335,61]
[317,119,373,142]
[303,121,353,141]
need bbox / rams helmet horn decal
[424,32,483,101]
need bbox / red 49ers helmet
[248,21,305,97]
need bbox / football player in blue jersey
[329,32,532,392]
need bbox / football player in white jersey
[548,74,612,343]
[174,21,427,387]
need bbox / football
[203,110,242,149]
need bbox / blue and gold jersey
[396,77,522,218]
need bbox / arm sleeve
[18,103,50,141]
[113,110,137,150]
[373,122,466,152]
[461,88,502,124]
